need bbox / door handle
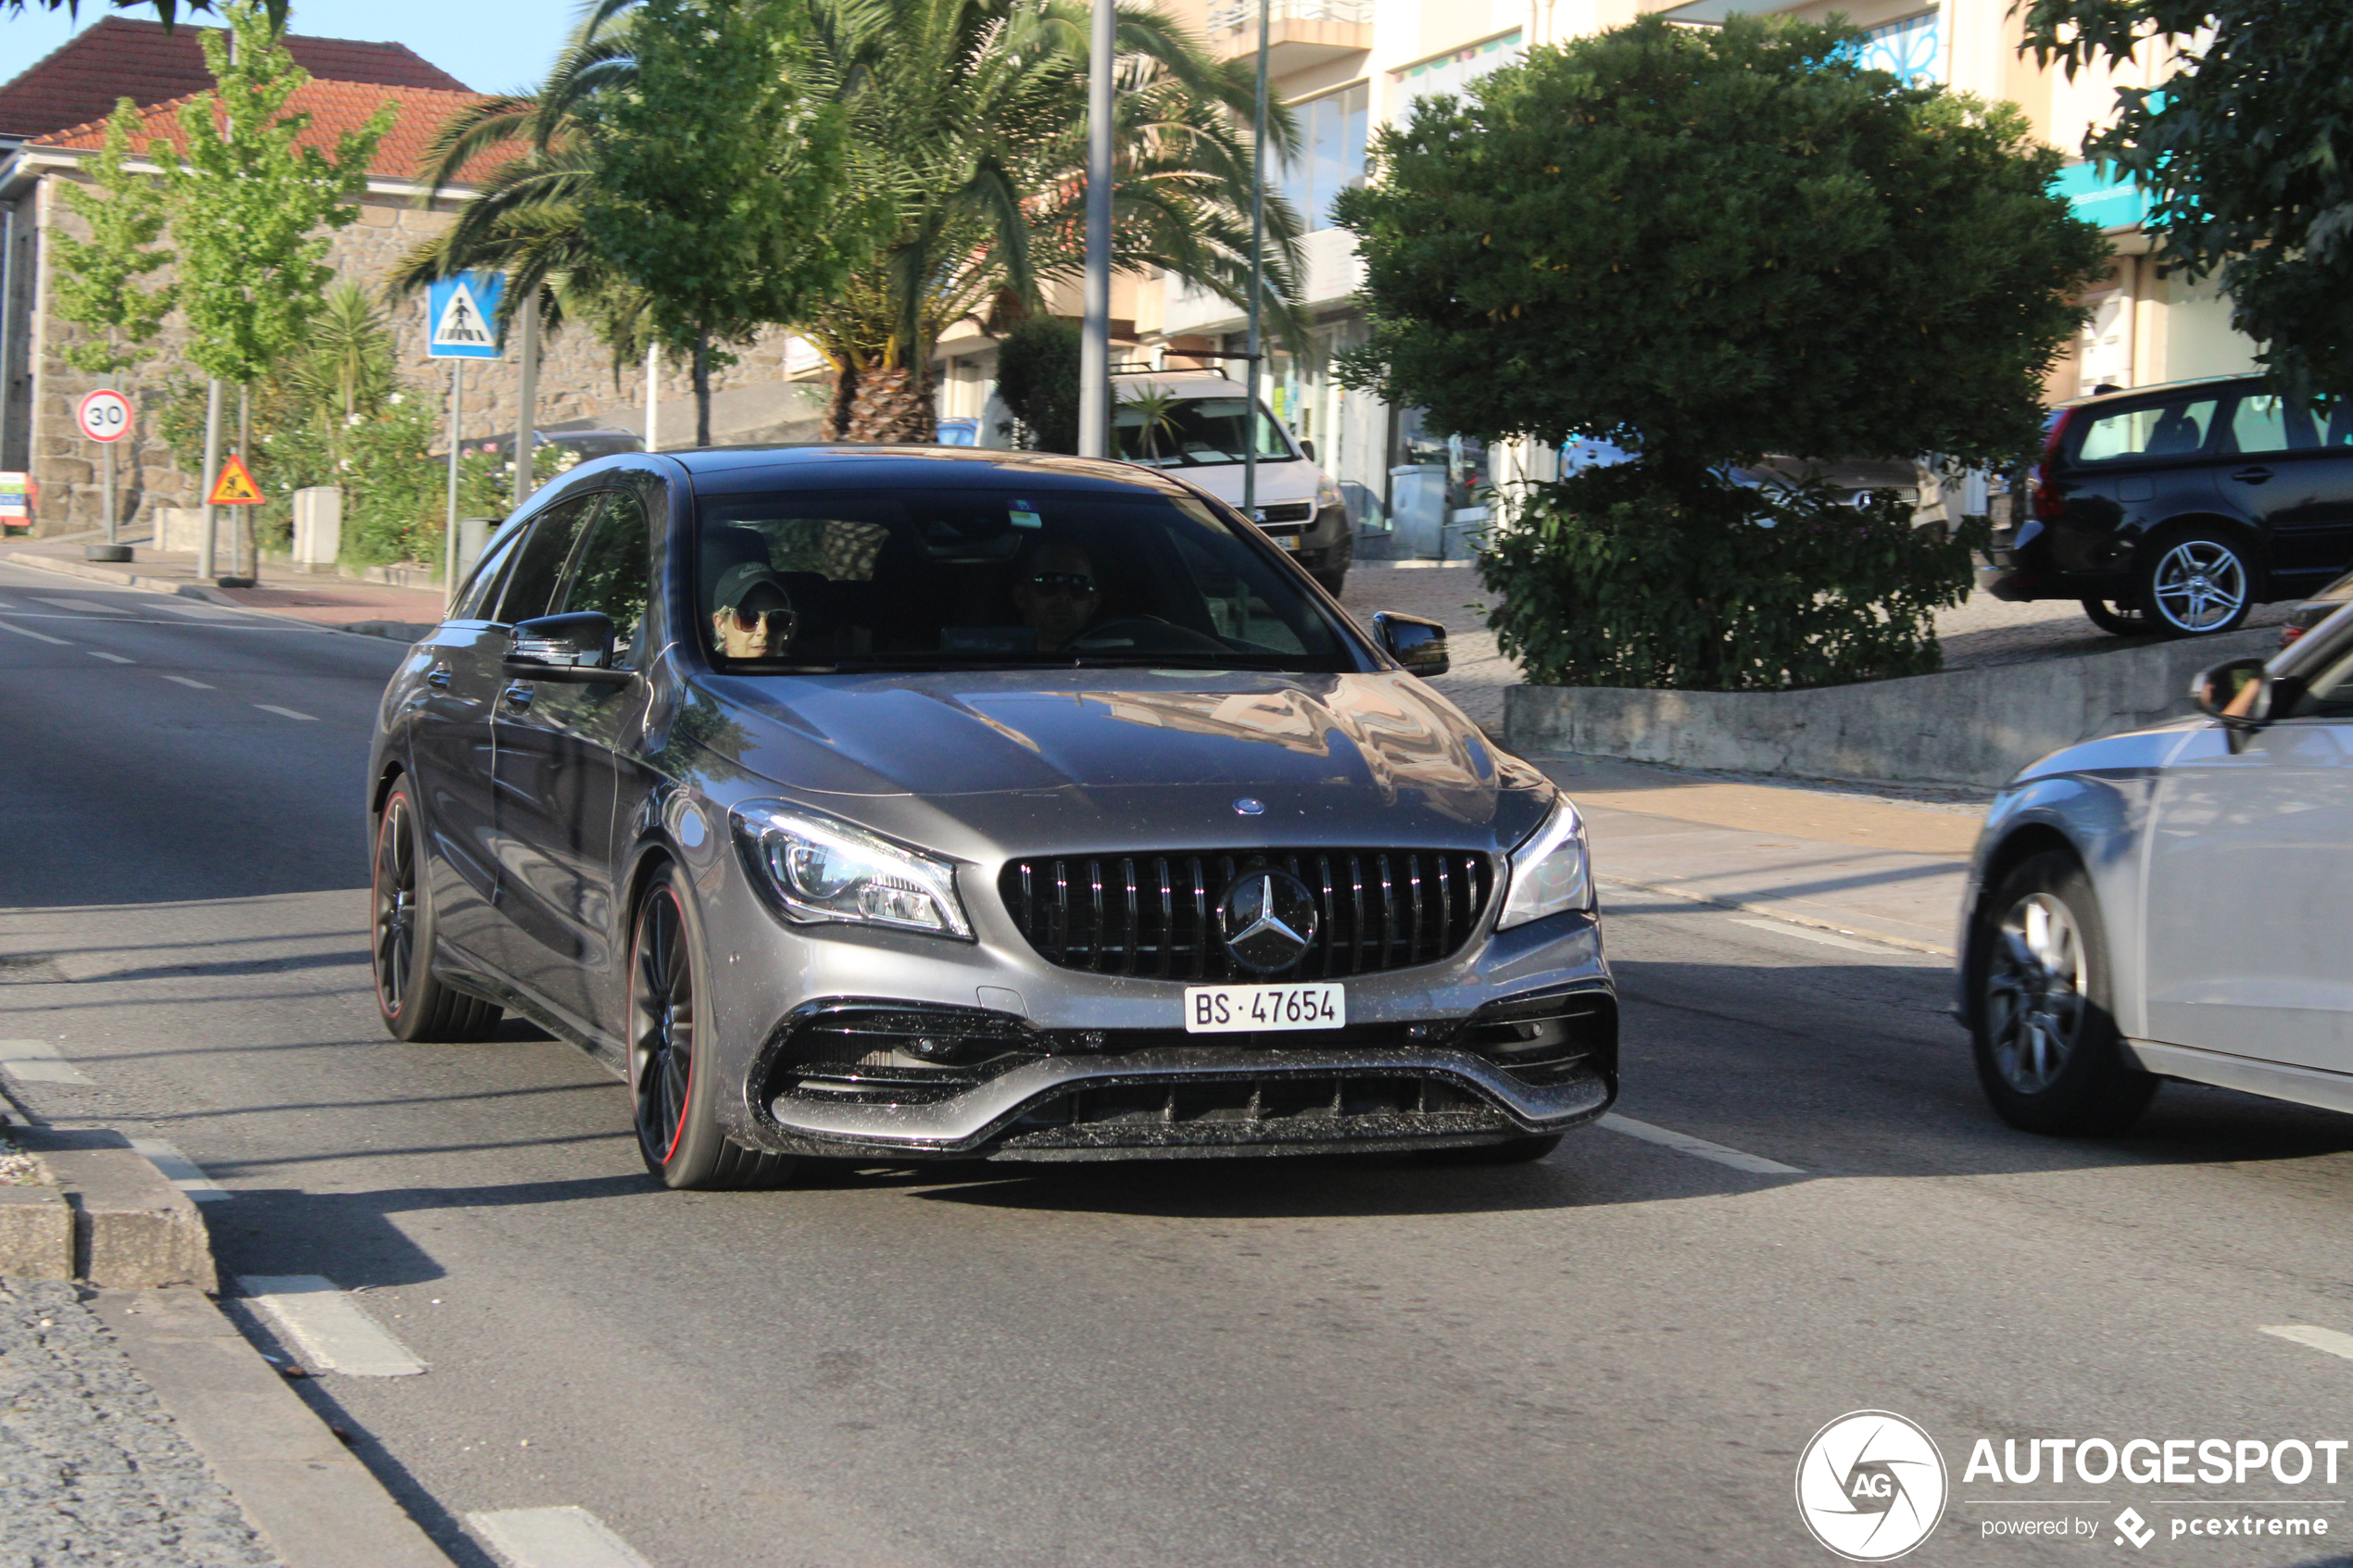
[425,662,452,689]
[501,684,535,710]
[2232,466,2273,483]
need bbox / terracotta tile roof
[0,15,472,142]
[33,81,506,186]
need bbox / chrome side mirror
[1372,610,1449,678]
[506,611,630,684]
[2193,656,2271,726]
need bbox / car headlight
[732,801,973,939]
[1497,797,1592,930]
[1315,476,1343,521]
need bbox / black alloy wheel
[371,781,501,1043]
[1969,850,2155,1135]
[628,866,793,1189]
[2081,597,2149,635]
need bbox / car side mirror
[506,611,630,684]
[2193,656,2272,726]
[1299,437,1317,464]
[1372,610,1449,678]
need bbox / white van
[1111,370,1353,592]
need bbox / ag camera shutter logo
[1796,1411,1948,1561]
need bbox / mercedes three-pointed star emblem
[1218,870,1320,972]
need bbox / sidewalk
[1,532,446,640]
[1541,754,1983,954]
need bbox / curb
[3,1124,215,1289]
[93,1288,454,1568]
[1595,872,1957,959]
[1,549,434,643]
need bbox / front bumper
[741,984,1617,1161]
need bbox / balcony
[1205,0,1373,73]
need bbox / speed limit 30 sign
[75,389,131,443]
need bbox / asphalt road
[6,560,2353,1568]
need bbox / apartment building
[939,0,2257,559]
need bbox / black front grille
[1254,501,1315,530]
[999,849,1493,980]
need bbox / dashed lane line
[1598,1112,1805,1175]
[470,1507,657,1568]
[0,619,69,645]
[1728,916,1913,956]
[252,704,317,721]
[236,1275,425,1376]
[86,650,134,664]
[127,1137,229,1202]
[31,596,132,615]
[161,674,214,689]
[2260,1324,2353,1363]
[0,1039,91,1085]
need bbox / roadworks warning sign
[207,453,263,506]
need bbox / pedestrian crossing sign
[207,453,263,506]
[427,270,505,359]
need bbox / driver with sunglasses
[1010,541,1105,653]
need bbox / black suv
[1980,376,2353,636]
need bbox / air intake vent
[1252,501,1315,530]
[998,850,1492,980]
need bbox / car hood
[667,668,1554,853]
[2011,718,2201,786]
[1163,459,1321,508]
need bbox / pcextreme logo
[1796,1411,1951,1562]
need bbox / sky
[0,0,585,96]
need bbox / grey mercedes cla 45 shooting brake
[366,447,1616,1187]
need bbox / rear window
[2071,395,2221,463]
[696,484,1351,673]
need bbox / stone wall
[21,164,800,538]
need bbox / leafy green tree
[1336,15,2108,691]
[993,316,1082,452]
[153,3,390,393]
[2019,0,2353,397]
[50,99,175,380]
[574,0,873,446]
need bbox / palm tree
[406,0,1303,445]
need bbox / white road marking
[86,650,134,664]
[0,619,69,646]
[1729,916,1910,955]
[470,1508,656,1568]
[162,674,214,689]
[0,1039,91,1085]
[31,596,131,615]
[2260,1324,2353,1363]
[127,1137,229,1202]
[252,704,317,721]
[236,1275,425,1376]
[156,601,244,620]
[1599,1113,1804,1175]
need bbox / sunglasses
[1026,571,1098,596]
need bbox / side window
[2227,394,2315,455]
[2073,396,2221,463]
[560,489,655,667]
[2314,397,2353,450]
[497,495,600,625]
[453,521,525,621]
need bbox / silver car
[1962,601,2353,1134]
[367,447,1616,1187]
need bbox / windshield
[697,484,1353,673]
[1113,395,1293,469]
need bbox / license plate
[1184,983,1345,1033]
[1277,533,1300,551]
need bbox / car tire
[1424,1132,1564,1166]
[1313,568,1347,596]
[1968,850,2156,1136]
[371,779,502,1043]
[2133,529,2254,637]
[629,863,797,1190]
[2081,597,2148,635]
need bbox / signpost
[76,389,132,559]
[427,270,505,608]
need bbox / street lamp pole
[1077,0,1116,459]
[1242,0,1269,515]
